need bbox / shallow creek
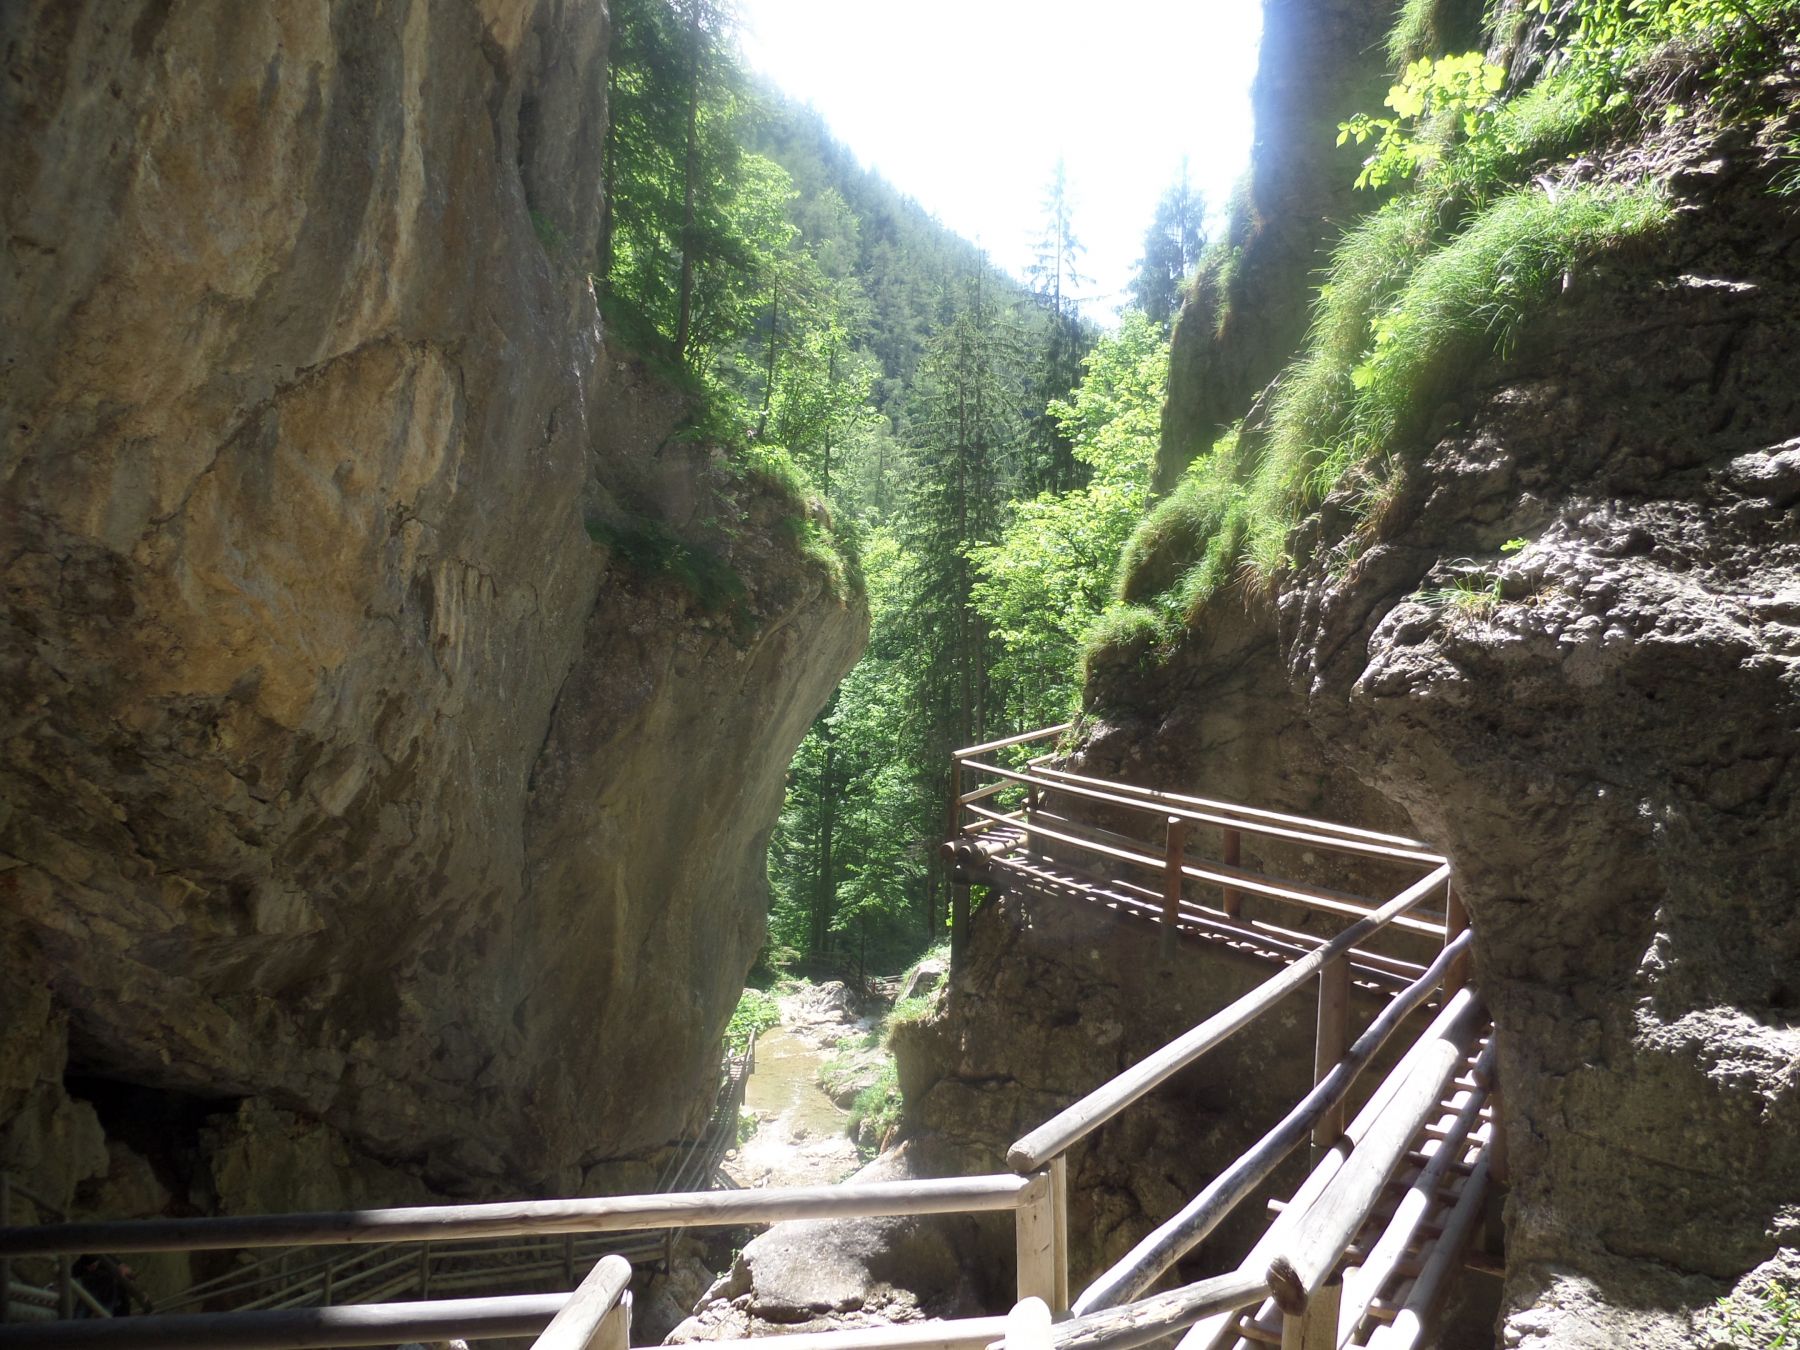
[723,987,868,1189]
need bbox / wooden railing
[124,1036,756,1320]
[0,1176,1056,1350]
[946,725,1456,968]
[1,730,1493,1350]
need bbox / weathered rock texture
[1155,0,1394,489]
[1283,151,1800,1346]
[670,1147,995,1343]
[0,0,865,1225]
[890,891,1467,1304]
[1095,111,1800,1350]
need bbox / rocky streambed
[665,968,973,1344]
[724,983,877,1190]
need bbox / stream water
[722,988,868,1189]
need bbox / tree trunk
[597,55,619,294]
[674,0,703,362]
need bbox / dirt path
[722,985,870,1189]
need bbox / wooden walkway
[0,727,1502,1350]
[946,726,1500,1350]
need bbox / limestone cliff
[1156,0,1399,490]
[1085,20,1800,1350]
[0,0,866,1230]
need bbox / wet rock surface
[0,0,865,1214]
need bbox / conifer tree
[1130,159,1208,329]
[1026,159,1093,494]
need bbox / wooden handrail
[0,1175,1034,1258]
[954,725,1074,759]
[1006,864,1452,1171]
[531,1255,630,1350]
[0,1291,570,1348]
[671,1317,1013,1350]
[1041,1270,1271,1350]
[1363,1154,1493,1349]
[1023,763,1436,852]
[985,850,1429,986]
[1266,988,1487,1310]
[963,761,1446,867]
[964,803,1446,938]
[1017,803,1440,930]
[1337,1038,1496,1337]
[1070,929,1474,1313]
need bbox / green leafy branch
[1338,52,1508,190]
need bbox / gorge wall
[1091,12,1800,1350]
[0,0,865,1241]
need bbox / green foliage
[886,994,936,1029]
[1388,0,1445,66]
[1711,1274,1799,1349]
[1339,51,1509,190]
[725,987,780,1054]
[972,314,1169,725]
[1110,171,1669,641]
[586,512,748,614]
[1413,558,1505,614]
[845,1060,902,1148]
[1534,0,1794,118]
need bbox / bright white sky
[736,0,1264,320]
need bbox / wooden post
[1014,1172,1057,1307]
[419,1241,431,1298]
[1161,816,1188,960]
[1443,883,1470,997]
[1488,1077,1510,1187]
[321,1255,333,1307]
[601,1293,632,1350]
[1280,1279,1340,1350]
[1313,957,1351,1150]
[1027,782,1041,859]
[1484,1074,1510,1258]
[951,880,970,971]
[57,1253,72,1320]
[535,1254,633,1350]
[1049,1155,1071,1315]
[1004,1296,1052,1350]
[1220,829,1242,918]
[1,1174,11,1325]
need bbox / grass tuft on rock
[1103,178,1670,657]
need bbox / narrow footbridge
[0,726,1500,1350]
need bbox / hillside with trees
[598,0,1203,974]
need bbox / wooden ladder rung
[1405,1147,1477,1176]
[1236,1313,1284,1345]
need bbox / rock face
[1155,0,1394,489]
[0,0,866,1221]
[670,1148,994,1344]
[1091,96,1800,1350]
[1281,160,1800,1345]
